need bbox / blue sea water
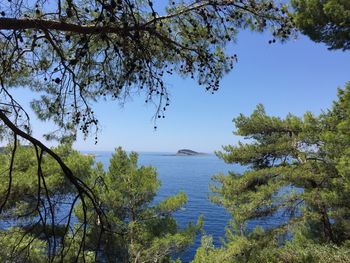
[0,149,291,262]
[92,151,238,262]
[0,149,292,262]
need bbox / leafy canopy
[292,0,350,50]
[0,145,199,262]
[0,143,96,261]
[76,147,201,262]
[0,1,295,260]
[0,0,294,138]
[193,83,350,262]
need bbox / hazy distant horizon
[79,149,217,155]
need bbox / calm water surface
[92,151,239,262]
[0,150,289,262]
[91,151,291,262]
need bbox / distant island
[176,149,207,156]
[82,153,97,157]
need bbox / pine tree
[193,83,350,262]
[0,143,96,261]
[74,147,201,262]
[292,0,350,50]
[0,145,199,262]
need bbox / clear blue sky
[12,30,350,153]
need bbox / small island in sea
[176,149,207,156]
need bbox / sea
[90,151,290,262]
[89,151,236,262]
[0,150,289,262]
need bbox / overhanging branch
[0,17,124,34]
[0,109,105,224]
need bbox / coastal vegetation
[0,0,295,258]
[193,84,350,262]
[0,146,199,262]
[292,0,350,50]
[0,0,349,262]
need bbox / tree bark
[0,17,124,34]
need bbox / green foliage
[292,0,350,50]
[0,143,94,218]
[257,239,350,263]
[77,147,199,262]
[0,228,48,263]
[0,0,295,139]
[0,145,198,262]
[193,83,350,262]
[0,143,97,262]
